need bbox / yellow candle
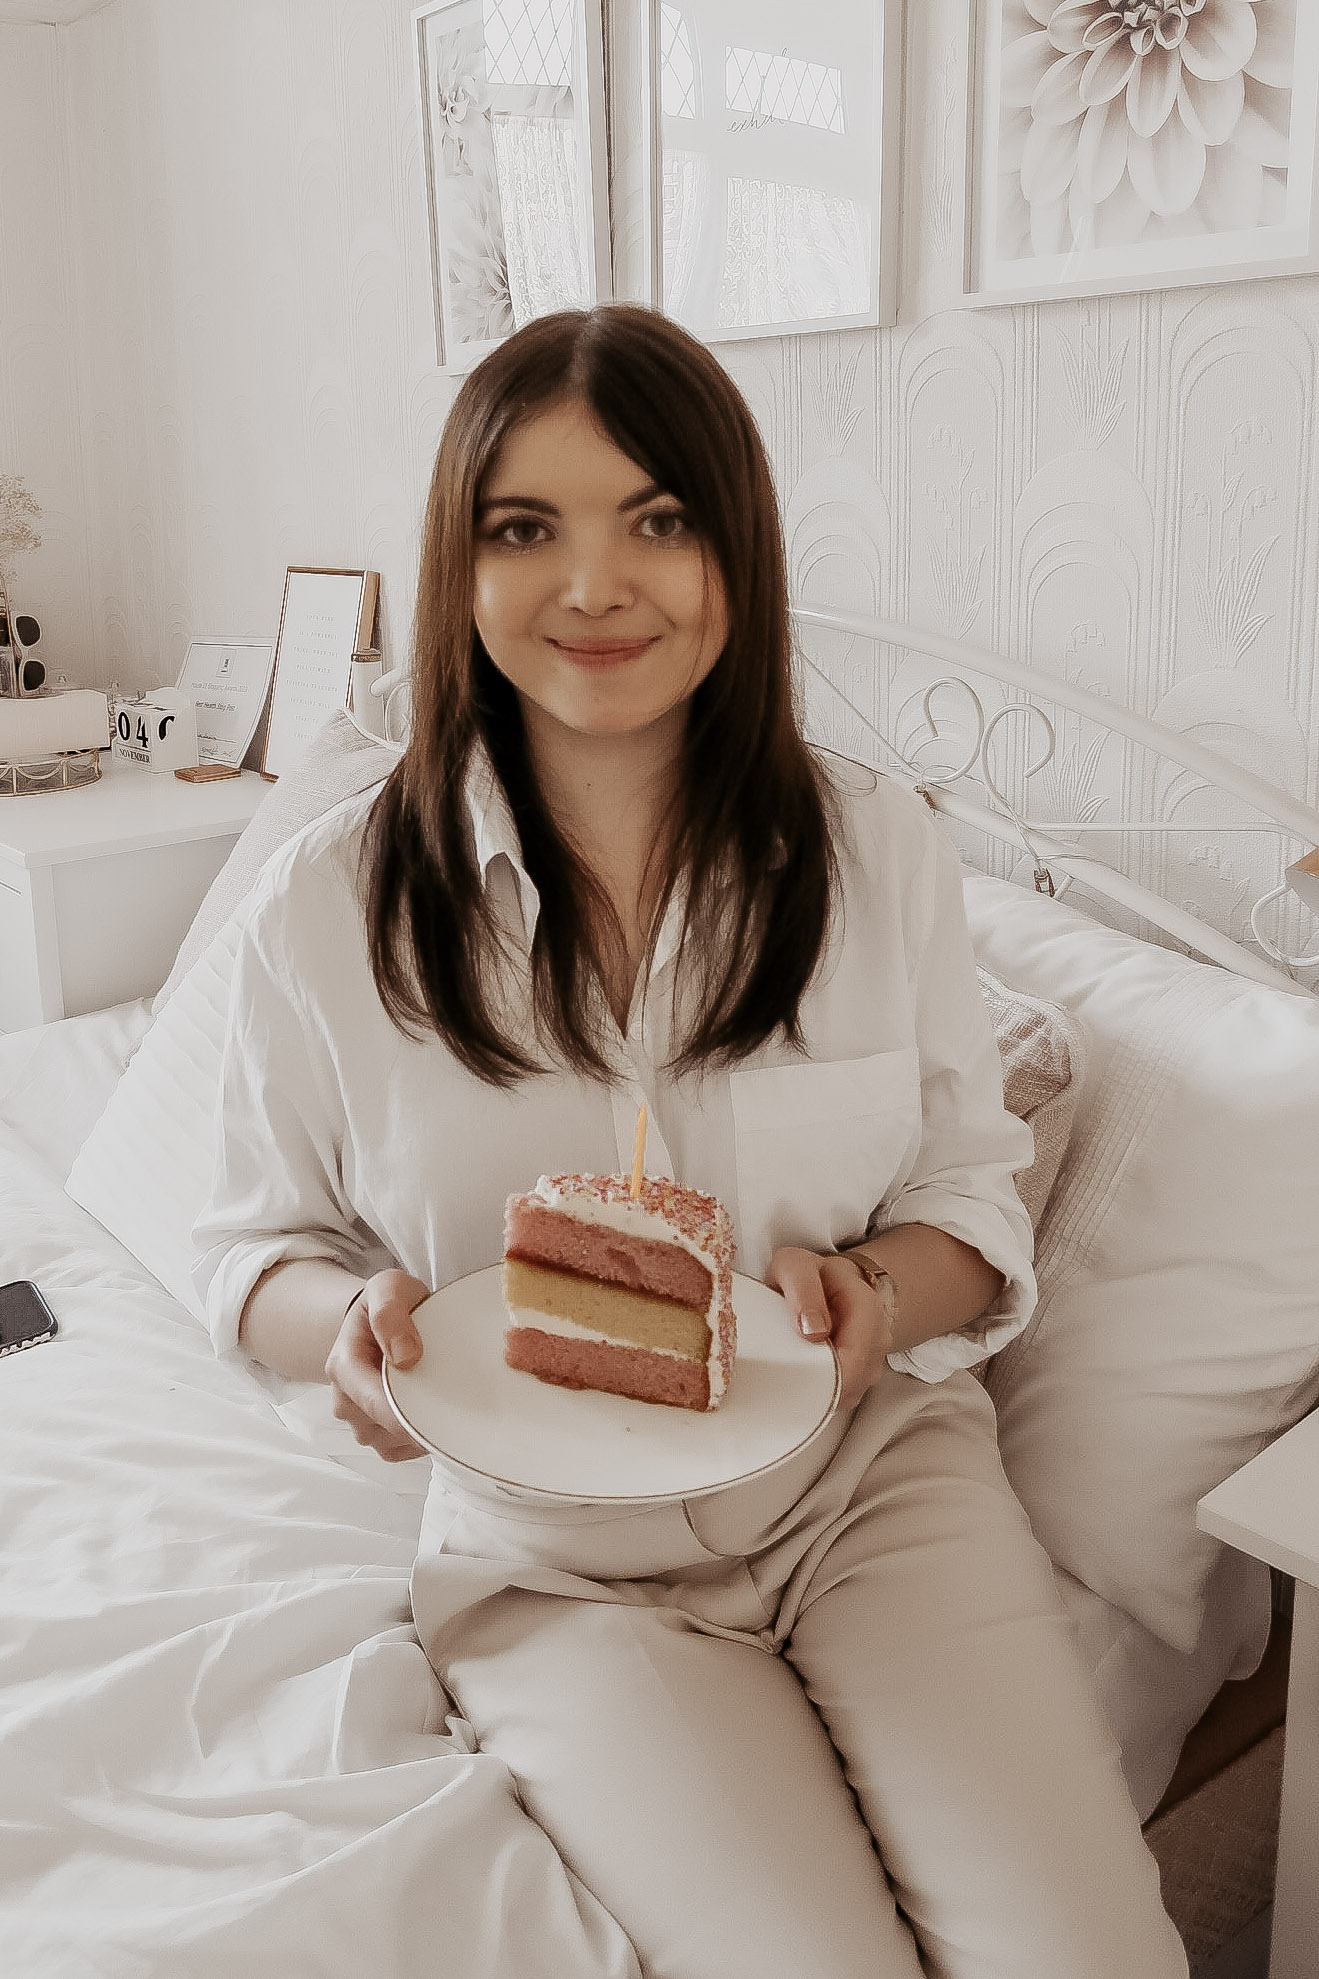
[630,1102,647,1200]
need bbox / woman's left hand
[765,1247,895,1411]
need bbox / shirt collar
[464,744,541,940]
[465,744,524,879]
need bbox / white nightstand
[1198,1410,1319,1979]
[0,755,268,1030]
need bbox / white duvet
[0,988,1269,1975]
[0,1008,638,1979]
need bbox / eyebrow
[478,495,558,517]
[477,480,670,518]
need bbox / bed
[3,612,1319,1975]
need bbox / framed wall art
[636,0,904,343]
[966,0,1319,307]
[413,0,612,370]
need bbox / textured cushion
[977,970,1084,1230]
[152,711,397,1013]
[963,873,1319,1655]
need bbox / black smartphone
[0,1280,59,1356]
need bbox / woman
[194,306,1186,1978]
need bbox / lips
[547,636,658,668]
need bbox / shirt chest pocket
[727,1048,921,1279]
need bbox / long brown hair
[362,304,838,1086]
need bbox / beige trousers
[412,1371,1188,1979]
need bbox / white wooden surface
[1199,1414,1319,1979]
[0,756,267,1029]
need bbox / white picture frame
[966,1,1319,308]
[260,568,379,780]
[413,0,612,372]
[637,0,904,343]
[175,637,276,769]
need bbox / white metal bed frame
[364,611,1319,995]
[791,607,1319,997]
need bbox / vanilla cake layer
[502,1259,711,1358]
[504,1305,690,1357]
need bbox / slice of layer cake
[502,1173,737,1412]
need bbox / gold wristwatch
[842,1249,897,1317]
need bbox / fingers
[764,1246,833,1340]
[364,1269,430,1371]
[329,1380,426,1462]
[327,1269,431,1460]
[765,1246,896,1410]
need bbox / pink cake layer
[505,1326,711,1412]
[505,1197,712,1306]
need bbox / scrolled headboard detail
[792,607,1319,995]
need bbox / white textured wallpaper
[0,23,96,683]
[1,0,1317,959]
[6,0,457,695]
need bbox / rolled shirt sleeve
[191,895,392,1357]
[876,821,1038,1382]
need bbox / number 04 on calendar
[108,689,200,772]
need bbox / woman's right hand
[324,1268,432,1462]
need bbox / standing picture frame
[965,1,1319,308]
[175,638,276,770]
[635,0,904,343]
[413,0,612,372]
[260,568,379,780]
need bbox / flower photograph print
[415,0,610,369]
[968,0,1319,303]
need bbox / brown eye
[639,508,688,541]
[499,517,548,548]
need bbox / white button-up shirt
[193,755,1036,1381]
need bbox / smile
[547,636,659,668]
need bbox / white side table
[0,756,268,1030]
[1198,1410,1319,1979]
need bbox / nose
[559,536,635,617]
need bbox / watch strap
[841,1249,897,1316]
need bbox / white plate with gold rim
[383,1265,841,1505]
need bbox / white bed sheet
[0,1000,1266,1974]
[0,1015,638,1979]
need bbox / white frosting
[506,1305,690,1360]
[532,1178,712,1264]
[527,1176,728,1403]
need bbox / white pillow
[963,873,1319,1655]
[66,914,244,1322]
[0,998,152,1182]
[70,750,395,1314]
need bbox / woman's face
[472,399,729,747]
